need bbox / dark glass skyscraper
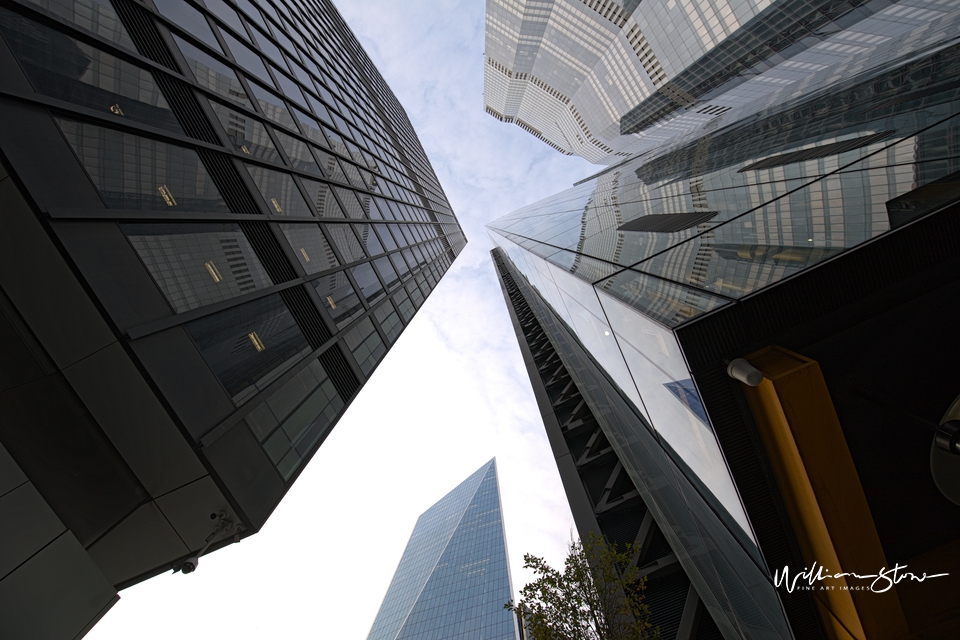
[489,6,960,640]
[0,0,464,636]
[367,460,519,640]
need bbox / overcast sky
[87,1,596,638]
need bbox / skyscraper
[488,6,960,639]
[0,0,464,636]
[367,460,519,640]
[484,0,958,164]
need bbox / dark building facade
[489,8,960,639]
[366,459,519,640]
[0,0,464,636]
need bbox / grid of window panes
[367,461,518,640]
[0,0,464,485]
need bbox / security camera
[181,557,199,574]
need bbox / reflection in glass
[245,164,311,216]
[153,0,221,50]
[0,9,182,134]
[333,187,366,220]
[57,118,228,211]
[373,256,399,291]
[221,31,272,85]
[201,0,246,41]
[374,302,402,344]
[124,222,271,313]
[22,0,134,49]
[353,223,383,257]
[351,261,384,305]
[250,359,344,480]
[274,129,320,176]
[174,35,250,107]
[343,318,384,375]
[248,80,296,128]
[313,271,363,328]
[301,178,345,218]
[325,223,364,263]
[208,100,280,162]
[279,223,339,275]
[293,106,328,147]
[186,294,310,405]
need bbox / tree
[506,532,657,640]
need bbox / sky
[86,1,597,638]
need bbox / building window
[343,317,385,375]
[124,222,272,313]
[186,294,311,405]
[57,118,229,212]
[0,9,183,134]
[245,358,344,480]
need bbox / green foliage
[506,532,657,640]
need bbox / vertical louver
[112,0,179,71]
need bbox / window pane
[208,99,280,162]
[293,106,327,147]
[351,261,384,305]
[124,222,272,312]
[374,256,400,291]
[313,271,363,328]
[186,294,310,405]
[0,9,182,134]
[343,318,384,375]
[57,118,228,211]
[326,223,364,262]
[302,178,345,218]
[153,0,221,50]
[174,35,250,107]
[245,164,312,216]
[202,0,246,41]
[354,223,383,257]
[334,187,367,219]
[248,80,295,128]
[374,303,402,344]
[279,223,339,274]
[22,0,134,49]
[222,31,272,85]
[274,129,320,175]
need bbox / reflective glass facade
[488,11,960,638]
[484,0,960,164]
[367,460,519,640]
[0,0,464,633]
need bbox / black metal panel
[318,343,359,400]
[0,373,145,547]
[153,74,220,145]
[279,285,331,349]
[197,149,260,215]
[202,421,284,531]
[112,0,179,71]
[238,221,297,283]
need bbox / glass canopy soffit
[487,38,960,326]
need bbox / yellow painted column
[741,346,911,640]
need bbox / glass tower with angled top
[367,459,519,640]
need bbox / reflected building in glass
[366,459,519,640]
[485,0,960,165]
[0,0,464,636]
[489,6,960,639]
